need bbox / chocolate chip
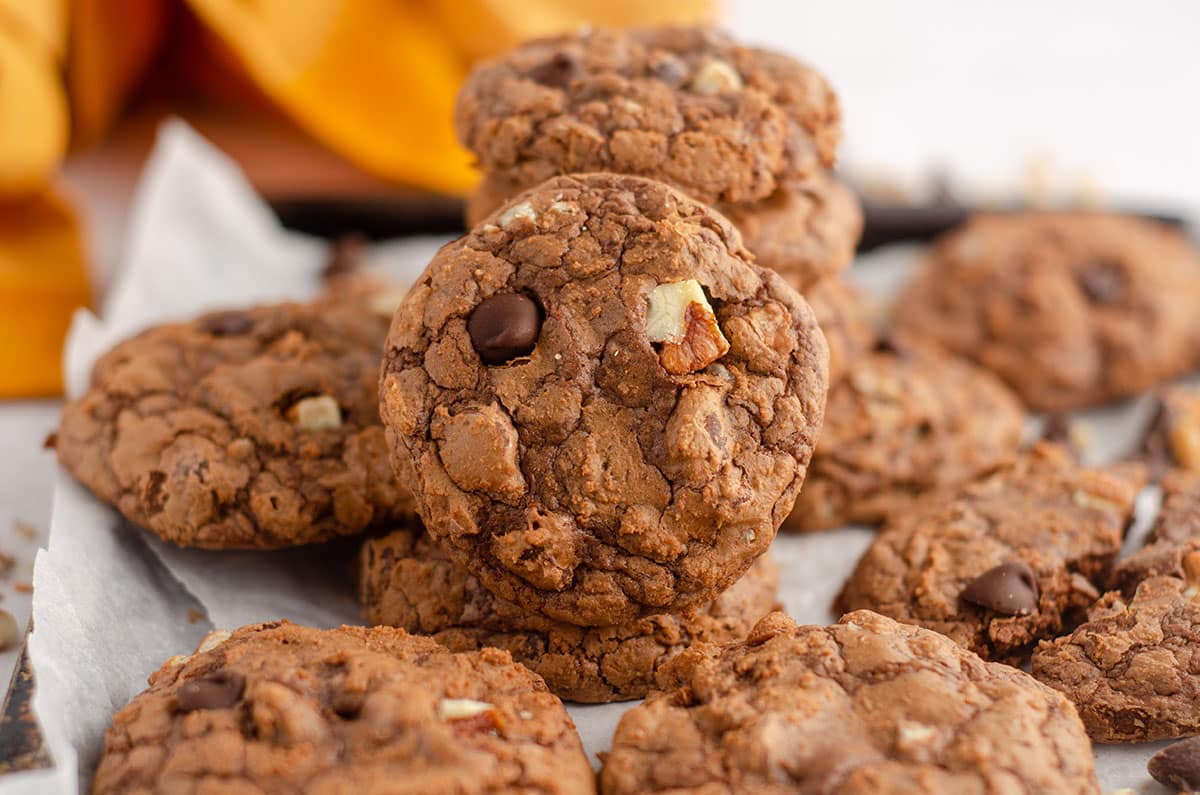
[648,53,688,86]
[1148,735,1200,790]
[201,312,254,336]
[331,690,365,719]
[468,294,541,365]
[1077,259,1124,303]
[175,671,245,711]
[960,561,1039,615]
[529,53,582,89]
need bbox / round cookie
[784,342,1024,532]
[456,26,841,207]
[55,289,415,549]
[802,277,875,386]
[834,443,1141,665]
[380,173,829,626]
[92,621,595,794]
[600,610,1099,795]
[469,172,863,296]
[358,523,780,703]
[893,213,1200,411]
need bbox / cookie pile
[58,22,1200,795]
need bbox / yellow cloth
[0,0,712,396]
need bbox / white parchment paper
[16,121,1186,794]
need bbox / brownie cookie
[600,611,1099,795]
[470,172,863,296]
[358,523,779,703]
[380,174,828,626]
[784,343,1024,532]
[1140,385,1200,477]
[893,213,1200,411]
[93,621,595,794]
[456,26,841,208]
[1031,573,1200,743]
[56,290,415,549]
[835,443,1141,664]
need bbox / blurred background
[1,0,1197,398]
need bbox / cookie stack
[372,171,827,701]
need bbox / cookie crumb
[13,582,32,594]
[0,551,13,579]
[12,519,37,541]
[187,608,206,624]
[0,608,18,651]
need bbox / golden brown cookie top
[601,610,1098,795]
[455,26,840,206]
[56,288,415,549]
[380,173,828,626]
[93,621,595,795]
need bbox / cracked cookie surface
[380,173,828,626]
[1032,574,1200,743]
[892,213,1200,411]
[93,621,595,795]
[455,26,840,208]
[835,443,1141,664]
[357,522,779,703]
[600,610,1099,795]
[56,289,415,549]
[785,344,1024,532]
[470,172,862,297]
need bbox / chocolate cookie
[455,26,840,208]
[800,277,875,386]
[600,610,1099,795]
[784,343,1024,532]
[1109,469,1200,596]
[1140,385,1200,477]
[893,213,1200,411]
[56,290,415,549]
[93,621,595,794]
[469,172,863,296]
[380,173,828,626]
[1031,574,1200,743]
[358,523,779,703]
[835,443,1141,664]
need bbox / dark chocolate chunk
[468,294,541,365]
[201,312,254,337]
[1148,735,1200,791]
[529,53,582,89]
[961,561,1039,615]
[175,671,245,712]
[1077,259,1125,304]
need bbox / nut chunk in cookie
[93,622,596,795]
[380,173,829,626]
[600,611,1099,795]
[357,522,780,703]
[55,290,415,549]
[1032,574,1200,743]
[836,443,1141,664]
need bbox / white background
[730,0,1200,211]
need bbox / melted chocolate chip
[175,671,245,711]
[1077,259,1125,304]
[960,561,1039,615]
[468,294,541,365]
[1148,735,1200,791]
[529,53,582,89]
[201,312,254,337]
